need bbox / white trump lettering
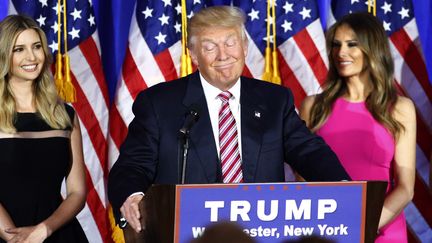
[285,199,311,220]
[231,200,251,221]
[317,199,337,219]
[257,200,278,221]
[205,201,224,222]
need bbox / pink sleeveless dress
[316,97,407,243]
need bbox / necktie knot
[218,91,232,103]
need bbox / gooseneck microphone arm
[178,108,199,184]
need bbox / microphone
[178,106,200,184]
[179,107,200,136]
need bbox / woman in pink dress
[299,12,416,243]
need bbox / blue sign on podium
[174,182,367,243]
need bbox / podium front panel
[174,182,368,243]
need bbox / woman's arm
[0,203,15,241]
[6,114,87,242]
[378,97,416,229]
[298,95,316,128]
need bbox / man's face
[189,26,248,91]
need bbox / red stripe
[78,37,110,107]
[123,47,148,99]
[278,52,307,108]
[293,29,327,85]
[412,173,432,228]
[390,29,432,103]
[109,105,129,150]
[395,83,432,159]
[242,66,253,78]
[84,168,113,243]
[71,73,109,178]
[154,49,178,81]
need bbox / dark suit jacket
[108,72,350,218]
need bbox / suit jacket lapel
[183,72,219,182]
[240,77,264,182]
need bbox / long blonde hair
[309,12,403,138]
[0,14,71,133]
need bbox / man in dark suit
[108,6,350,233]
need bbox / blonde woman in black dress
[0,15,88,243]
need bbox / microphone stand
[180,133,189,184]
[178,109,199,184]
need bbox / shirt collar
[199,73,241,102]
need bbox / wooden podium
[123,181,386,243]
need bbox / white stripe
[108,136,120,169]
[77,117,107,207]
[404,202,432,242]
[306,19,329,69]
[114,76,135,126]
[279,38,322,95]
[91,31,102,55]
[168,41,182,78]
[245,31,265,78]
[129,13,165,87]
[8,0,17,14]
[77,203,104,243]
[69,46,110,132]
[390,42,432,129]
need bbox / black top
[0,106,88,242]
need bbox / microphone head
[179,105,200,135]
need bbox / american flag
[110,0,431,242]
[7,0,113,242]
[329,1,432,242]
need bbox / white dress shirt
[200,73,242,158]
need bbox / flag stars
[281,20,292,32]
[142,7,153,19]
[187,11,194,19]
[70,8,82,21]
[248,8,259,21]
[381,1,392,14]
[51,21,61,34]
[158,14,170,26]
[398,7,409,19]
[49,40,58,52]
[52,3,63,15]
[174,22,181,33]
[283,1,294,14]
[193,0,201,4]
[88,14,95,26]
[362,0,373,5]
[265,15,275,25]
[175,4,182,15]
[299,7,311,20]
[155,32,167,44]
[39,0,48,7]
[36,15,46,26]
[162,0,171,7]
[383,21,391,31]
[69,27,80,39]
[351,0,359,4]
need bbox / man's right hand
[120,194,144,233]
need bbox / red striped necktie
[218,91,243,183]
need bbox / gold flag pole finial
[368,0,377,16]
[271,0,281,85]
[262,0,273,82]
[62,0,76,102]
[180,0,192,77]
